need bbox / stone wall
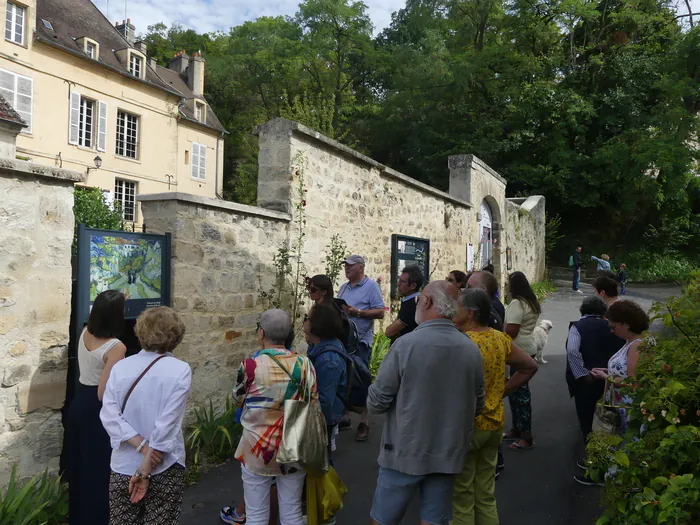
[0,159,83,485]
[138,194,291,406]
[504,196,547,283]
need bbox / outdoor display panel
[391,234,430,298]
[75,225,172,323]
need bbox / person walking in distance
[337,255,385,441]
[572,246,583,293]
[367,281,485,525]
[385,265,423,342]
[617,264,628,296]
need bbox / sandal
[508,439,536,451]
[355,422,370,442]
[502,430,521,441]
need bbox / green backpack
[568,255,574,268]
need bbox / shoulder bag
[267,353,329,475]
[121,355,169,413]
[592,377,624,435]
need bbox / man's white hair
[427,283,458,319]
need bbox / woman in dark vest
[565,296,625,467]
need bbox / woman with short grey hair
[233,309,319,525]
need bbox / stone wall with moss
[0,160,83,485]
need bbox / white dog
[533,319,553,364]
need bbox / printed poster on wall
[391,235,430,298]
[467,243,475,272]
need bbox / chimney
[187,51,205,96]
[148,57,157,71]
[134,40,147,54]
[168,51,189,75]
[115,19,135,45]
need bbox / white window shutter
[97,101,108,152]
[191,143,199,179]
[69,91,81,145]
[199,145,206,180]
[15,75,32,134]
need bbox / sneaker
[574,289,583,294]
[331,425,339,452]
[574,475,603,487]
[338,417,352,431]
[495,468,500,481]
[220,505,246,524]
[576,458,588,471]
[356,422,370,442]
[497,452,505,470]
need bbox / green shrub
[186,396,242,466]
[370,333,391,378]
[72,187,124,254]
[531,280,556,303]
[586,271,700,525]
[623,250,699,283]
[0,466,68,525]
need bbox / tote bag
[268,354,329,474]
[592,377,624,435]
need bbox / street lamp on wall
[87,155,102,174]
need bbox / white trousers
[241,465,306,525]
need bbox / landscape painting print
[89,234,162,302]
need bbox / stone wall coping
[254,118,473,209]
[137,192,292,222]
[449,154,507,186]
[519,195,545,213]
[0,157,85,183]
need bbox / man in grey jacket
[367,281,485,525]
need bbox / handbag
[267,353,329,475]
[592,377,624,435]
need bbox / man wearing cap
[338,254,385,441]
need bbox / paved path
[181,281,680,525]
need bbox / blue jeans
[371,467,455,525]
[356,341,371,367]
[620,282,627,295]
[572,269,581,291]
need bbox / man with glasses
[385,265,423,342]
[337,254,385,441]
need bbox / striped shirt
[566,315,598,379]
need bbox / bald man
[368,281,485,525]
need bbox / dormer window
[129,53,143,78]
[78,37,99,60]
[195,101,206,123]
[86,41,97,59]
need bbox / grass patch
[531,280,557,303]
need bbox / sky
[92,0,405,37]
[93,0,699,38]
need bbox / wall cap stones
[449,154,507,187]
[0,158,85,183]
[137,192,292,222]
[255,118,473,209]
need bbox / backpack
[568,255,574,268]
[315,345,372,414]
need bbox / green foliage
[0,466,68,525]
[624,250,699,284]
[370,333,391,378]
[325,234,348,289]
[186,396,242,467]
[545,214,564,258]
[72,187,124,253]
[586,272,700,524]
[531,280,556,303]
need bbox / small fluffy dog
[533,319,553,364]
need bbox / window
[116,111,139,159]
[0,68,33,133]
[40,18,53,31]
[191,143,206,180]
[86,42,97,59]
[195,102,205,123]
[5,2,25,46]
[129,54,143,78]
[114,180,136,222]
[77,97,94,148]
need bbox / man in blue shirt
[337,254,385,441]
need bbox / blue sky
[93,0,698,38]
[93,0,405,36]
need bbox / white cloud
[93,0,404,36]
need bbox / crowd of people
[63,247,649,525]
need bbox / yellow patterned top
[467,329,512,431]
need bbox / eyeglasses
[398,277,409,285]
[256,322,262,332]
[446,277,456,283]
[307,286,318,293]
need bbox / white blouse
[100,350,192,476]
[77,330,121,386]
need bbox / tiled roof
[35,0,226,133]
[0,94,26,127]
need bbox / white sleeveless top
[78,330,121,386]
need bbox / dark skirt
[65,383,112,525]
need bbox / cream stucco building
[0,0,225,226]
